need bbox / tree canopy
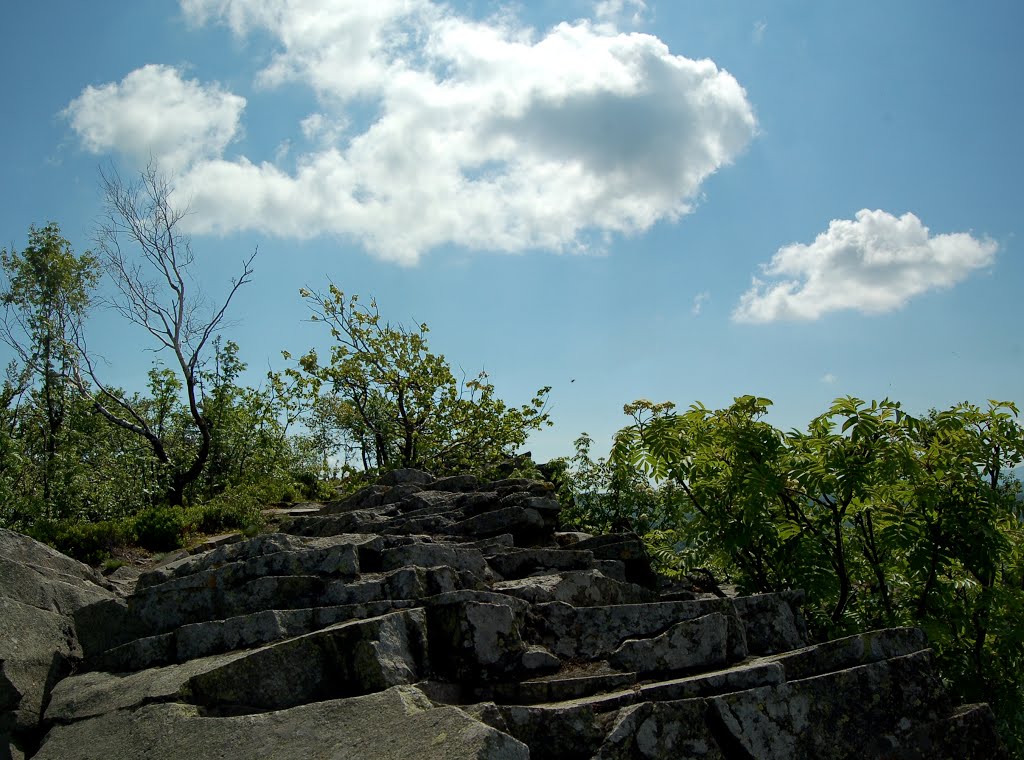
[563,394,1024,752]
[289,284,551,477]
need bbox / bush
[187,484,266,536]
[133,506,186,552]
[28,518,133,565]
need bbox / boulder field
[1,469,1008,758]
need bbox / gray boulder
[0,529,117,753]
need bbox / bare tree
[75,163,256,506]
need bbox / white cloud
[273,139,291,164]
[300,113,349,146]
[692,290,710,315]
[65,0,756,265]
[63,64,245,172]
[821,372,837,384]
[594,0,648,31]
[733,209,997,323]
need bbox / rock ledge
[2,470,1008,759]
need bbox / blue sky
[2,0,1022,463]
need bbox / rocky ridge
[1,469,1008,759]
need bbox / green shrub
[188,484,266,536]
[133,506,186,551]
[28,518,133,565]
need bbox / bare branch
[85,161,258,504]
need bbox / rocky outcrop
[0,529,118,759]
[2,471,1008,758]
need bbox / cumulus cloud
[733,209,997,323]
[65,0,756,264]
[821,372,837,384]
[62,64,245,172]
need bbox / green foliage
[101,558,126,575]
[185,482,267,536]
[133,506,186,552]
[564,395,1024,753]
[291,285,551,476]
[196,337,321,504]
[0,223,101,519]
[27,518,133,565]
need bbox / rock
[730,589,806,654]
[520,645,561,674]
[484,547,596,579]
[609,613,733,675]
[595,700,723,759]
[35,685,529,760]
[447,506,549,543]
[136,533,379,591]
[572,533,659,587]
[554,531,594,547]
[48,610,427,721]
[426,600,526,682]
[710,650,951,758]
[46,650,252,724]
[535,599,743,661]
[2,733,26,760]
[186,609,427,711]
[0,597,81,732]
[380,484,427,505]
[762,626,928,680]
[0,529,112,592]
[0,529,117,746]
[493,570,655,606]
[425,474,481,492]
[379,468,435,486]
[2,471,1009,758]
[0,557,113,615]
[382,543,489,580]
[500,701,607,760]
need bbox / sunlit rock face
[3,470,1009,759]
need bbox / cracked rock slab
[609,613,732,675]
[0,597,80,732]
[493,570,655,607]
[47,610,427,721]
[0,530,117,737]
[535,599,742,661]
[34,685,530,760]
[595,700,724,760]
[710,650,951,759]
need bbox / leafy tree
[579,394,1024,752]
[292,285,551,476]
[200,337,320,502]
[73,164,256,506]
[561,431,666,535]
[0,223,100,515]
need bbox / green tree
[200,337,318,503]
[0,223,100,516]
[292,285,551,476]
[587,394,1024,752]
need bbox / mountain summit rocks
[2,470,1009,758]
